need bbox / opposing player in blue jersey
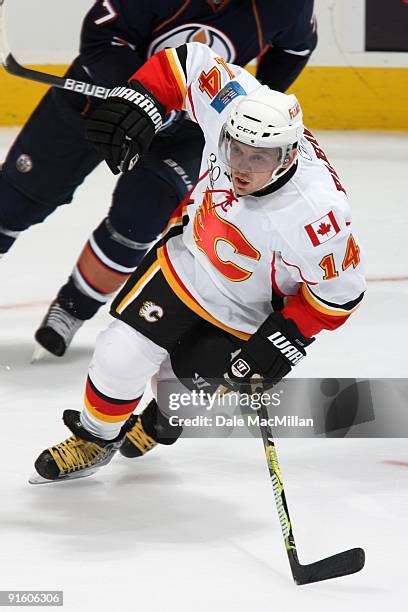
[0,0,317,357]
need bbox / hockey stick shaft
[258,402,365,584]
[257,405,300,566]
[0,0,110,99]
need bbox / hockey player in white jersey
[32,43,365,482]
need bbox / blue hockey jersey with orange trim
[80,0,317,91]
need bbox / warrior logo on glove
[267,332,306,365]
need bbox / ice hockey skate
[33,300,84,359]
[30,410,125,484]
[120,400,183,458]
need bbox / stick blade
[291,547,365,585]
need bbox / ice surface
[0,129,407,610]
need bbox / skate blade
[31,344,48,364]
[28,468,98,485]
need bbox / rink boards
[1,64,408,130]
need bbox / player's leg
[0,181,57,258]
[33,319,169,482]
[35,119,204,356]
[34,163,178,357]
[0,58,102,259]
[120,362,184,459]
[121,321,243,458]
[33,243,201,481]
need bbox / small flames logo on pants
[139,301,164,323]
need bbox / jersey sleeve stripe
[282,290,349,337]
[130,48,186,111]
[174,44,188,78]
[164,48,187,106]
[301,283,363,316]
[307,285,365,312]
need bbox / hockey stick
[216,382,365,584]
[257,402,365,584]
[0,0,110,99]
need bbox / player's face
[229,139,281,196]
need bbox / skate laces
[126,418,157,454]
[49,436,105,474]
[208,189,238,212]
[43,302,83,341]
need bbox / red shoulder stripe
[129,49,186,113]
[282,290,350,337]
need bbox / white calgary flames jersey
[134,43,366,339]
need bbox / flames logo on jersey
[193,190,260,282]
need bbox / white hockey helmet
[219,85,304,185]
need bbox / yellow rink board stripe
[0,64,407,130]
[249,64,408,131]
[0,64,67,126]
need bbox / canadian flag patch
[304,211,341,247]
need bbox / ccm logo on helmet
[267,331,304,365]
[237,125,257,135]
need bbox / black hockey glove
[224,312,314,392]
[86,81,166,175]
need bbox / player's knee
[0,172,53,238]
[89,320,167,399]
[90,167,180,271]
[110,168,180,243]
[91,216,155,272]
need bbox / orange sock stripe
[85,378,140,417]
[77,244,129,295]
[84,395,136,423]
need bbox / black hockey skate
[31,410,125,484]
[120,400,183,458]
[34,300,84,358]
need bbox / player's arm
[225,228,365,390]
[281,281,365,339]
[79,0,149,85]
[256,2,317,92]
[280,228,365,338]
